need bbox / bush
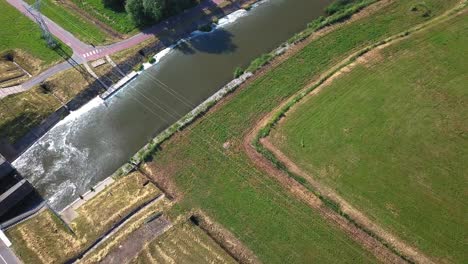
[246,53,273,72]
[326,0,355,15]
[242,3,252,11]
[198,24,212,32]
[148,57,156,64]
[233,67,244,78]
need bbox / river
[13,0,332,210]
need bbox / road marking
[0,253,8,264]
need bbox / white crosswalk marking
[83,49,103,59]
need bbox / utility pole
[24,0,57,49]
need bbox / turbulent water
[13,0,332,210]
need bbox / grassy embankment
[0,67,100,144]
[24,0,110,44]
[6,172,165,264]
[0,0,63,71]
[131,221,236,264]
[138,0,460,263]
[270,14,468,263]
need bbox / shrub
[326,0,355,15]
[148,57,156,64]
[242,3,252,11]
[233,67,244,78]
[198,24,212,32]
[246,53,273,73]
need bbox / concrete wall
[0,180,33,217]
[0,161,13,180]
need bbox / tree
[143,0,165,21]
[103,0,126,11]
[126,0,151,26]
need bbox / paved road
[0,239,21,264]
[1,0,236,98]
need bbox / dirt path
[244,2,467,264]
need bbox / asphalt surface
[0,239,20,264]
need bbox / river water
[13,0,331,210]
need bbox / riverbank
[0,0,259,162]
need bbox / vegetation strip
[252,1,467,263]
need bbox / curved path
[1,0,233,98]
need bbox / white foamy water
[13,97,105,209]
[218,9,249,28]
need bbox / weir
[13,0,333,211]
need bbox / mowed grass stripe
[24,0,110,44]
[0,0,63,66]
[144,0,460,263]
[272,14,468,263]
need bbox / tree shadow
[102,0,126,13]
[136,0,239,55]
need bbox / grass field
[132,221,236,264]
[71,0,136,34]
[24,0,110,44]
[270,14,468,263]
[0,0,63,68]
[140,0,461,263]
[7,172,163,264]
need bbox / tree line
[103,0,196,27]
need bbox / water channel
[13,0,332,210]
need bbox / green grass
[132,221,236,264]
[71,0,136,34]
[24,0,110,44]
[0,0,63,67]
[271,14,468,263]
[142,0,460,263]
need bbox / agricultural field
[270,14,468,263]
[0,0,63,70]
[24,0,111,44]
[132,221,236,264]
[140,0,461,263]
[6,172,165,264]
